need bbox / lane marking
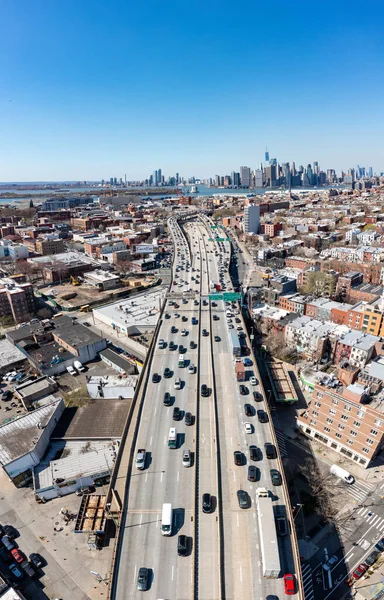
[150,436,153,446]
[171,565,174,581]
[240,566,242,582]
[139,514,143,527]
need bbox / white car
[66,366,77,376]
[250,377,257,386]
[188,364,195,374]
[244,422,253,434]
[181,329,187,336]
[174,378,181,390]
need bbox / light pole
[293,503,304,521]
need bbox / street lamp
[293,504,304,521]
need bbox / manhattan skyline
[1,0,384,181]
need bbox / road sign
[208,238,214,241]
[209,293,223,300]
[223,292,241,301]
[210,225,217,229]
[217,237,225,242]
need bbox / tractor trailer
[255,488,281,578]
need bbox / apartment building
[0,279,35,323]
[297,381,384,468]
[334,330,379,368]
[35,238,65,256]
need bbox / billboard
[135,244,154,254]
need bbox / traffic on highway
[111,215,301,599]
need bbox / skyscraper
[254,169,263,188]
[306,164,313,185]
[369,167,373,178]
[157,169,162,186]
[240,166,251,187]
[153,170,158,186]
[265,148,269,163]
[313,161,319,174]
[282,162,290,187]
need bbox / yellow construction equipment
[70,276,80,286]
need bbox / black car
[3,524,17,539]
[214,335,221,342]
[173,407,181,421]
[164,367,172,378]
[248,465,259,482]
[270,469,282,486]
[29,553,44,568]
[235,318,241,323]
[177,534,188,557]
[189,340,196,349]
[211,302,217,307]
[201,384,209,397]
[185,412,193,426]
[171,326,177,334]
[202,493,213,513]
[182,316,188,322]
[179,344,185,353]
[152,372,160,383]
[237,490,249,509]
[253,391,263,402]
[276,517,288,536]
[163,392,172,406]
[202,329,209,336]
[244,404,253,417]
[137,567,149,591]
[165,313,171,319]
[213,315,219,321]
[239,385,248,395]
[169,341,175,350]
[265,442,277,459]
[249,445,260,461]
[257,410,268,423]
[234,451,243,466]
[1,390,12,401]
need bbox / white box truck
[330,464,355,484]
[255,488,281,578]
[161,503,173,536]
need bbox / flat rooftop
[52,399,131,439]
[53,315,105,347]
[15,377,54,399]
[0,398,62,465]
[0,338,26,369]
[93,288,167,330]
[266,362,298,403]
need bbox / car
[249,376,257,386]
[182,449,192,467]
[270,469,282,486]
[169,341,175,350]
[265,442,277,459]
[239,385,248,395]
[189,341,196,349]
[164,367,172,378]
[249,445,260,461]
[191,317,198,325]
[202,493,213,513]
[244,404,253,417]
[188,364,195,374]
[179,344,185,353]
[244,422,253,434]
[201,384,209,397]
[137,567,149,591]
[243,357,252,366]
[163,392,172,406]
[214,335,221,342]
[213,315,219,321]
[174,378,181,390]
[182,316,188,322]
[375,538,384,552]
[237,490,249,509]
[152,372,160,383]
[234,451,243,466]
[202,329,209,336]
[9,564,23,579]
[352,564,367,580]
[364,550,379,567]
[165,313,171,319]
[178,534,188,556]
[283,573,295,595]
[1,390,12,401]
[171,326,177,334]
[11,549,24,564]
[194,300,199,306]
[253,391,263,402]
[276,516,288,536]
[185,412,193,426]
[75,485,95,496]
[248,465,258,482]
[235,318,241,323]
[257,410,268,423]
[66,365,76,376]
[173,406,181,421]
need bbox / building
[87,375,137,399]
[0,278,35,323]
[99,348,136,375]
[297,380,384,469]
[82,270,121,290]
[240,166,251,187]
[243,204,260,234]
[35,238,65,256]
[0,397,64,487]
[334,330,379,368]
[7,243,29,261]
[0,338,27,374]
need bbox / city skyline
[1,0,384,180]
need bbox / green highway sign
[209,293,223,300]
[223,292,241,301]
[208,238,214,241]
[217,237,225,242]
[210,225,217,229]
[226,238,230,242]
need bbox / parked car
[283,573,295,595]
[352,564,367,580]
[66,365,76,376]
[239,385,248,395]
[3,525,17,540]
[29,553,44,568]
[9,564,23,579]
[364,550,380,567]
[11,549,24,564]
[1,390,12,401]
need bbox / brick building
[35,238,65,256]
[297,381,384,468]
[0,279,35,323]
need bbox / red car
[352,564,368,580]
[284,573,295,595]
[11,548,24,564]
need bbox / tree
[303,271,336,298]
[29,199,34,208]
[15,259,35,282]
[62,385,92,408]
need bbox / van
[74,361,85,372]
[161,503,173,536]
[330,464,355,485]
[182,449,191,467]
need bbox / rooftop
[93,288,167,330]
[52,399,131,439]
[53,316,105,348]
[0,398,63,466]
[15,377,55,399]
[0,339,26,369]
[27,250,98,267]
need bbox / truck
[161,503,173,536]
[21,559,35,578]
[255,488,281,578]
[209,280,216,290]
[74,360,85,372]
[135,449,146,470]
[235,361,246,381]
[330,464,355,484]
[230,329,241,357]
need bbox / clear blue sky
[1,0,384,182]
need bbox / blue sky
[1,0,384,181]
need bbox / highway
[111,215,301,599]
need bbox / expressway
[111,215,301,599]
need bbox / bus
[178,354,185,367]
[168,427,177,449]
[161,503,173,536]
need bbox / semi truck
[230,329,241,357]
[135,449,146,470]
[330,464,355,484]
[255,488,281,578]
